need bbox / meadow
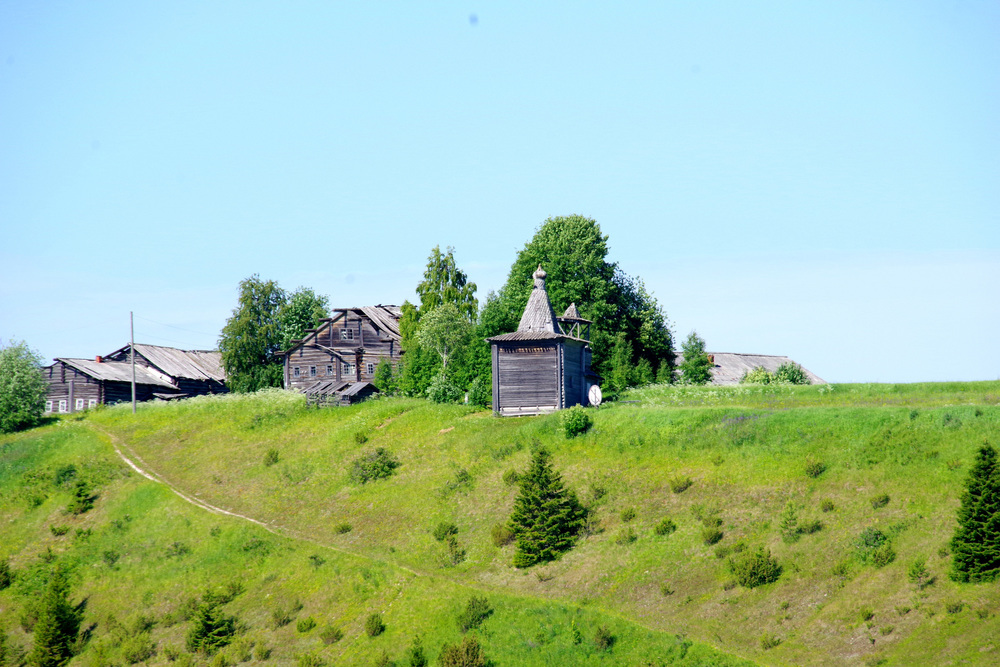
[1,381,998,665]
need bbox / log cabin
[276,305,402,397]
[488,267,600,416]
[43,344,227,413]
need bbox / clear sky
[2,2,998,383]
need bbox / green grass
[2,382,999,665]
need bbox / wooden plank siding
[495,343,560,416]
[280,308,401,393]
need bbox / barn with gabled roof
[488,266,600,416]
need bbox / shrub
[66,480,95,515]
[760,634,782,650]
[438,636,489,667]
[701,528,723,546]
[779,501,799,544]
[0,559,12,590]
[654,518,677,536]
[354,431,368,445]
[405,634,428,667]
[670,476,692,493]
[620,507,636,523]
[254,643,273,660]
[501,469,520,486]
[659,582,674,596]
[445,536,466,565]
[799,519,823,535]
[270,609,292,629]
[50,525,70,537]
[854,527,889,563]
[740,366,774,385]
[594,625,615,652]
[946,602,964,615]
[364,613,385,637]
[456,596,493,633]
[871,543,896,568]
[821,499,835,512]
[309,554,325,569]
[427,371,463,404]
[296,616,316,633]
[880,625,894,636]
[774,362,808,384]
[467,375,490,409]
[859,607,875,622]
[907,558,931,588]
[490,524,514,547]
[120,633,156,664]
[297,653,324,667]
[615,527,637,545]
[804,460,826,478]
[264,449,279,466]
[729,547,782,588]
[562,405,593,438]
[165,541,191,557]
[335,522,352,534]
[0,340,48,433]
[350,448,400,484]
[102,550,120,568]
[320,625,344,645]
[871,494,890,509]
[433,522,459,542]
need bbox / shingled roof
[675,351,825,385]
[517,266,562,334]
[56,358,177,388]
[105,344,225,382]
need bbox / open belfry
[488,266,600,416]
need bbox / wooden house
[43,344,227,414]
[277,305,402,398]
[488,267,600,416]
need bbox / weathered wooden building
[43,344,227,413]
[488,267,600,416]
[676,351,825,385]
[277,305,402,398]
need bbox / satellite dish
[588,384,602,407]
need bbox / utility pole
[131,311,136,414]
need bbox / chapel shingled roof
[516,266,562,334]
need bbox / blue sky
[2,2,997,383]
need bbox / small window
[340,327,354,341]
[88,399,97,408]
[293,367,300,378]
[59,399,67,413]
[46,400,53,413]
[343,362,350,374]
[75,398,84,411]
[310,366,316,377]
[326,365,333,376]
[366,362,374,376]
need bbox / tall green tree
[0,340,48,433]
[277,287,330,350]
[218,275,287,393]
[678,331,712,385]
[415,303,471,372]
[950,442,1000,583]
[28,566,80,667]
[415,246,478,321]
[508,449,587,567]
[477,215,673,388]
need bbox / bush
[296,616,316,633]
[427,371,463,404]
[654,518,677,536]
[740,366,774,385]
[779,501,799,544]
[774,362,808,384]
[855,527,888,563]
[0,559,12,590]
[264,449,279,466]
[438,636,489,667]
[501,469,520,486]
[350,448,400,484]
[297,653,324,667]
[701,528,723,546]
[871,543,896,568]
[670,476,693,493]
[335,522,352,534]
[433,522,459,542]
[804,460,826,478]
[121,633,156,664]
[490,524,514,547]
[456,596,493,633]
[760,634,782,650]
[445,536,466,565]
[593,625,615,652]
[620,507,636,523]
[821,499,835,512]
[562,405,593,438]
[908,558,931,588]
[0,340,48,434]
[320,625,344,645]
[50,525,69,537]
[728,547,782,588]
[66,480,95,515]
[871,494,890,509]
[364,613,385,637]
[615,527,637,545]
[859,607,875,622]
[467,375,490,408]
[270,609,292,629]
[405,634,428,667]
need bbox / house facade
[488,267,600,416]
[43,344,227,413]
[277,305,402,393]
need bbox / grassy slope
[3,381,999,665]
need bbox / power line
[133,314,215,337]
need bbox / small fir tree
[678,332,712,385]
[185,600,236,654]
[372,359,397,395]
[28,566,80,667]
[950,442,1000,582]
[508,449,587,567]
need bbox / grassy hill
[1,381,998,666]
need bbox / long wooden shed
[488,266,600,416]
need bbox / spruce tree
[29,566,80,667]
[185,600,236,654]
[950,442,1000,582]
[679,332,712,385]
[508,449,587,567]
